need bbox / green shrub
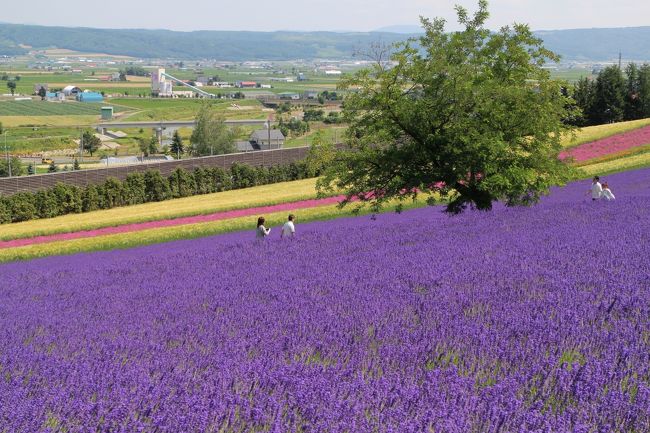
[101,178,125,209]
[52,183,83,214]
[192,167,215,195]
[230,163,259,189]
[207,167,232,192]
[144,170,170,202]
[35,190,60,218]
[9,192,37,222]
[82,185,100,212]
[124,172,147,205]
[169,168,196,198]
[0,196,11,224]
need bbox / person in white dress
[602,182,615,201]
[256,216,271,239]
[281,214,296,238]
[587,176,603,201]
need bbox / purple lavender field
[1,169,649,433]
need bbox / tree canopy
[82,131,101,157]
[190,102,236,157]
[316,0,575,214]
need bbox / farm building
[278,92,300,100]
[76,92,104,102]
[252,129,285,148]
[236,81,257,88]
[46,92,65,102]
[236,129,285,152]
[303,90,319,99]
[62,85,82,96]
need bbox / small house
[251,129,285,149]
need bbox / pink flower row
[0,196,344,250]
[560,125,650,162]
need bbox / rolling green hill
[0,23,649,61]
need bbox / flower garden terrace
[0,167,649,432]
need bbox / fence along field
[0,145,311,195]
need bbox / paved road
[96,119,271,130]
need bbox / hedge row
[0,161,317,224]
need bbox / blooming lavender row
[0,169,649,432]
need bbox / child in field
[281,214,296,238]
[602,182,616,201]
[256,216,271,239]
[587,176,603,201]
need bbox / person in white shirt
[256,216,271,239]
[281,214,296,238]
[587,176,603,201]
[602,182,615,201]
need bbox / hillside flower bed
[560,124,650,162]
[0,178,321,242]
[0,169,649,432]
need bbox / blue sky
[5,0,649,32]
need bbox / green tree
[138,138,150,156]
[190,102,236,156]
[47,160,58,173]
[638,64,650,118]
[27,163,35,175]
[592,66,625,124]
[0,157,23,177]
[170,130,184,158]
[317,1,574,214]
[38,86,47,100]
[73,158,80,170]
[82,131,101,156]
[7,80,16,95]
[148,136,159,155]
[572,77,597,126]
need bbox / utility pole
[79,129,84,163]
[4,131,10,178]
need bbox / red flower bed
[560,125,650,162]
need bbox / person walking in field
[602,182,616,201]
[281,214,296,238]
[256,216,271,239]
[587,176,603,201]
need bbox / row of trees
[0,162,317,224]
[572,63,650,126]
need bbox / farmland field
[0,100,113,116]
[0,168,648,431]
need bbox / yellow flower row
[561,118,650,148]
[579,151,650,177]
[0,179,321,241]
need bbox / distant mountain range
[0,23,649,62]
